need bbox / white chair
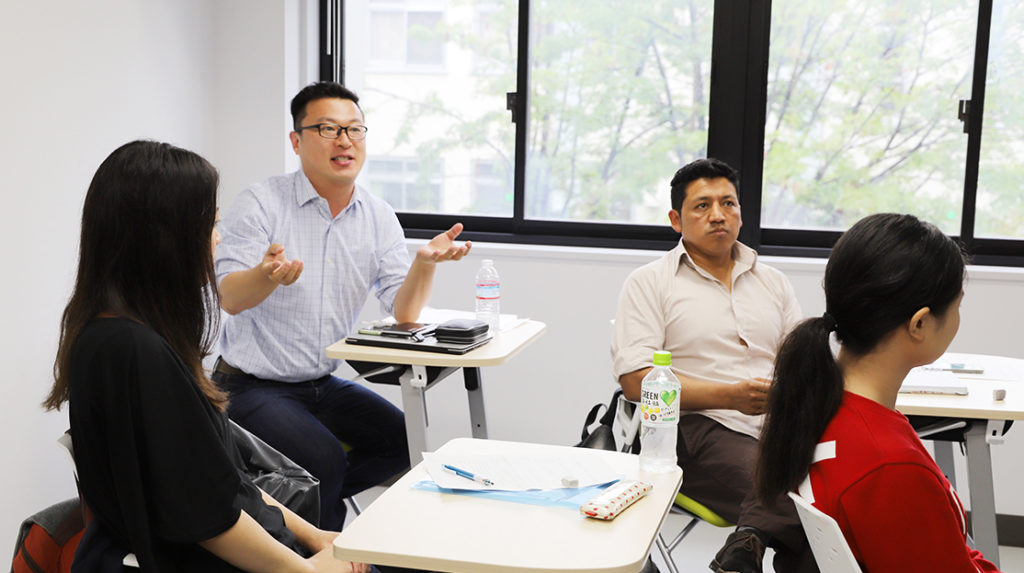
[787,489,862,573]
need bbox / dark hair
[669,158,740,211]
[290,81,361,131]
[45,140,227,411]
[756,213,966,502]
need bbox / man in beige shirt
[611,158,814,573]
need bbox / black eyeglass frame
[295,123,369,140]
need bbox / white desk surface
[896,353,1024,420]
[326,319,546,367]
[333,438,683,573]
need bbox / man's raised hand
[260,243,304,285]
[416,223,472,263]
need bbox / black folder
[344,330,492,355]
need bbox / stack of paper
[899,368,968,396]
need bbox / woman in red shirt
[756,213,1000,572]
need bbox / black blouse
[68,318,300,572]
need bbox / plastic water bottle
[475,259,500,333]
[639,350,680,473]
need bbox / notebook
[898,368,968,396]
[344,331,493,355]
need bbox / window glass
[370,11,404,63]
[975,0,1024,239]
[763,0,977,234]
[346,0,516,216]
[525,1,713,224]
[365,158,443,211]
[407,12,445,66]
[471,159,512,215]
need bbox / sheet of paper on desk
[410,479,613,510]
[422,452,623,491]
[899,368,968,395]
[919,355,1018,381]
[920,360,985,375]
[415,307,528,332]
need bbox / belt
[213,357,249,377]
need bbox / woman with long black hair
[44,140,363,572]
[756,213,1000,572]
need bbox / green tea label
[640,387,679,424]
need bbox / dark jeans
[676,414,818,573]
[213,369,410,531]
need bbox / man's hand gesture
[260,243,304,286]
[416,223,472,263]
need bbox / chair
[615,394,734,573]
[787,489,862,573]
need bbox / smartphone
[379,322,435,338]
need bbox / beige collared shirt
[611,240,802,438]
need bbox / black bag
[575,389,622,451]
[228,420,321,525]
[434,318,490,343]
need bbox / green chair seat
[674,493,732,528]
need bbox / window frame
[321,0,1023,267]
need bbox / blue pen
[442,464,495,486]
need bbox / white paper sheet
[421,451,623,491]
[364,307,527,333]
[416,307,527,332]
[899,368,968,395]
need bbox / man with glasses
[213,82,471,531]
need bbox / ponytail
[755,314,844,502]
[755,213,966,503]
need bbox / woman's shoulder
[823,395,933,474]
[78,317,171,356]
[73,318,185,387]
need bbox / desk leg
[932,441,957,491]
[464,367,488,439]
[399,369,429,466]
[964,422,1000,567]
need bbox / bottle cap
[652,350,671,366]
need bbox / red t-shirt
[807,391,1000,572]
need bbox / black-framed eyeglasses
[296,123,369,140]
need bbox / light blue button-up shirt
[215,170,410,382]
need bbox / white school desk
[326,320,546,465]
[333,438,683,573]
[896,352,1024,567]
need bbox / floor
[349,485,1024,572]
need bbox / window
[524,1,713,225]
[365,158,443,212]
[763,1,977,235]
[345,0,516,218]
[323,0,1024,265]
[368,2,446,69]
[975,0,1024,240]
[471,159,512,215]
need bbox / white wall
[2,0,1022,559]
